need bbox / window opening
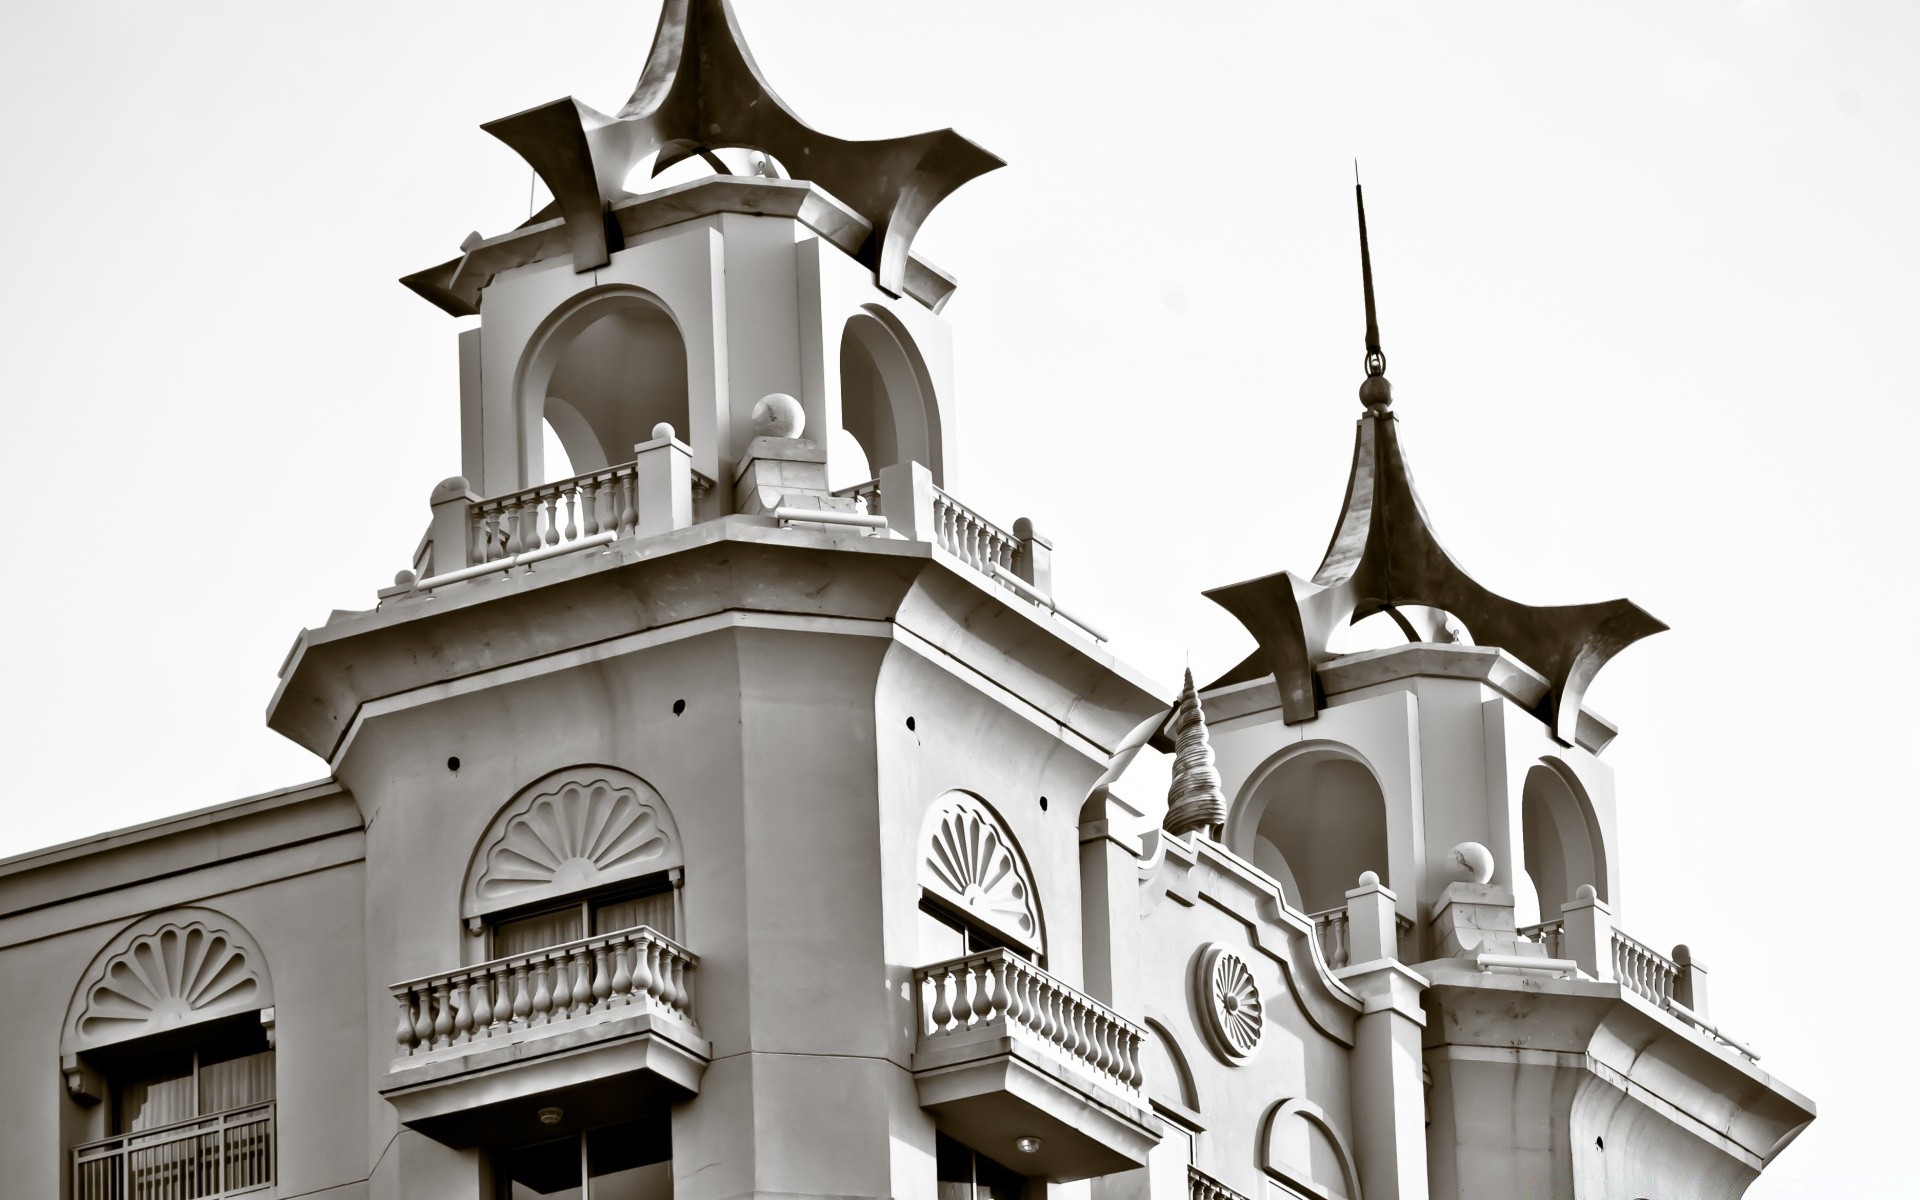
[496,1118,671,1200]
[488,880,675,959]
[935,1131,1024,1200]
[916,900,1031,968]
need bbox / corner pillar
[1338,875,1430,1200]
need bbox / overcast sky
[2,1,1914,1194]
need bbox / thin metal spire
[1354,166,1392,411]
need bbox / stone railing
[836,479,882,516]
[930,485,1019,577]
[401,428,708,590]
[391,925,696,1059]
[472,461,644,562]
[915,948,1144,1099]
[72,1101,274,1200]
[1310,906,1418,969]
[1189,1164,1250,1200]
[1611,928,1677,1007]
[1520,917,1566,960]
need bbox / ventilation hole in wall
[446,757,461,772]
[905,716,916,731]
[672,699,686,716]
[1039,796,1049,812]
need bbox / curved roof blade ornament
[479,0,1004,294]
[1204,178,1665,746]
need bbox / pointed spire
[1163,668,1226,840]
[1355,168,1393,415]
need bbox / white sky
[2,1,1914,1194]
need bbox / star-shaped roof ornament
[1204,179,1666,746]
[468,0,1002,298]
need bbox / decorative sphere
[1575,883,1598,902]
[651,421,676,442]
[1448,841,1495,884]
[1357,870,1380,888]
[1359,375,1393,410]
[751,392,805,438]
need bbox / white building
[0,3,1813,1198]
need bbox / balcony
[73,1102,274,1200]
[1308,906,1417,969]
[912,949,1159,1181]
[380,925,709,1147]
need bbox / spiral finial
[1163,668,1226,839]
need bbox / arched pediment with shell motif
[918,792,1043,953]
[63,908,273,1056]
[463,766,683,920]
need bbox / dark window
[916,900,1031,967]
[495,1119,671,1199]
[489,881,675,958]
[935,1132,1023,1200]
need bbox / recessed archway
[1520,759,1606,925]
[516,287,690,487]
[838,306,941,488]
[1230,745,1391,916]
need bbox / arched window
[462,766,685,958]
[1232,746,1390,916]
[63,909,277,1200]
[914,792,1043,966]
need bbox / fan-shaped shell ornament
[1193,943,1264,1065]
[477,777,671,905]
[76,922,262,1047]
[921,796,1039,945]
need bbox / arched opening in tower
[529,297,689,485]
[1241,751,1390,916]
[1518,761,1606,927]
[837,307,940,491]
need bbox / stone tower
[0,5,1812,1200]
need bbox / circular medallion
[1192,943,1264,1064]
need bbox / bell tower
[267,3,1167,1197]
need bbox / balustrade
[1521,918,1566,960]
[835,479,882,517]
[72,1102,274,1200]
[471,464,641,563]
[392,925,696,1059]
[1310,908,1351,970]
[914,949,1144,1100]
[931,486,1018,577]
[1611,928,1677,1008]
[1189,1165,1251,1200]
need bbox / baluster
[543,491,561,546]
[430,983,453,1048]
[411,989,434,1047]
[951,960,976,1027]
[999,960,1024,1029]
[670,951,691,1014]
[396,995,419,1054]
[564,486,580,542]
[508,963,531,1024]
[471,514,489,565]
[988,956,1010,1023]
[619,472,638,536]
[591,944,613,1009]
[550,952,575,1014]
[470,971,493,1037]
[610,939,634,1005]
[531,961,555,1024]
[928,968,954,1033]
[632,938,654,1005]
[451,977,473,1043]
[571,946,593,1016]
[935,500,954,554]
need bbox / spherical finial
[394,570,417,589]
[1357,870,1380,888]
[1448,841,1495,884]
[751,393,805,438]
[1575,883,1598,902]
[1359,373,1393,413]
[651,421,676,442]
